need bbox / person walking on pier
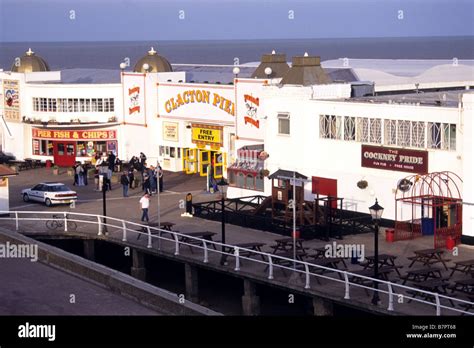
[158,163,164,193]
[120,171,130,197]
[139,193,150,223]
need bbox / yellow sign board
[192,127,221,144]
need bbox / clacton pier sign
[361,145,428,173]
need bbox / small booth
[268,169,307,226]
[394,171,463,248]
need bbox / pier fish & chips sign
[32,128,116,140]
[361,145,428,174]
[235,79,266,141]
[123,73,146,126]
[158,84,235,122]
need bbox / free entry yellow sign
[191,127,222,145]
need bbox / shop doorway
[199,150,211,176]
[183,148,198,174]
[53,141,76,167]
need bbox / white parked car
[21,182,77,207]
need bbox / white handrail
[1,210,473,316]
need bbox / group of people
[119,152,164,200]
[72,151,164,224]
[72,162,89,186]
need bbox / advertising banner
[235,78,266,141]
[123,73,146,126]
[3,79,20,122]
[361,145,428,174]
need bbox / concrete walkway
[0,257,162,315]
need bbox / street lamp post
[99,162,109,234]
[217,177,229,265]
[369,198,384,305]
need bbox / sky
[0,0,473,42]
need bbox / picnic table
[450,278,474,295]
[309,257,347,282]
[401,267,443,285]
[270,237,306,254]
[407,279,454,306]
[361,254,403,276]
[449,259,474,277]
[408,248,451,271]
[349,267,394,296]
[178,231,217,253]
[312,247,328,259]
[136,221,177,240]
[264,250,308,275]
[9,160,29,171]
[220,242,266,265]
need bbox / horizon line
[1,35,474,44]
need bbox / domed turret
[11,48,50,73]
[133,47,173,73]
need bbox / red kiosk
[394,171,463,249]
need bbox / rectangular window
[40,98,48,112]
[344,116,356,141]
[356,117,369,142]
[278,113,290,135]
[320,115,341,139]
[104,99,110,112]
[397,120,411,147]
[109,98,114,112]
[33,98,39,111]
[159,146,164,156]
[255,174,264,191]
[384,119,397,145]
[170,147,176,158]
[85,99,91,112]
[411,121,425,148]
[369,118,382,144]
[79,99,86,112]
[97,99,103,112]
[449,124,456,150]
[428,122,441,149]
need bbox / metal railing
[0,210,473,316]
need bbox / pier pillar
[83,240,95,261]
[312,296,334,316]
[131,249,147,281]
[184,263,199,303]
[242,279,260,315]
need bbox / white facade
[228,82,473,240]
[1,59,473,242]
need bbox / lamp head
[369,198,384,221]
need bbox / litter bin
[446,236,456,250]
[45,160,52,168]
[385,229,395,243]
